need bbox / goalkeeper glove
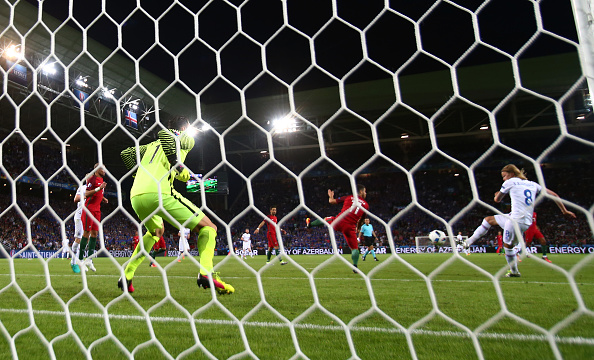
[175,167,190,182]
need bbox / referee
[359,218,379,261]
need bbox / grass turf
[0,253,592,359]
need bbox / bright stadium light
[480,124,489,130]
[401,133,409,139]
[75,76,89,88]
[272,115,298,133]
[185,126,198,137]
[42,62,57,75]
[3,44,22,59]
[201,123,212,131]
[102,87,116,100]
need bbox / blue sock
[363,249,369,257]
[371,250,376,258]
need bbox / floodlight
[479,125,489,130]
[272,115,297,133]
[42,62,56,75]
[401,133,409,139]
[185,126,198,137]
[75,76,89,88]
[3,44,22,59]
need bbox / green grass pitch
[0,253,593,359]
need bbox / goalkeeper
[119,116,234,295]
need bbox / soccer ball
[429,230,447,246]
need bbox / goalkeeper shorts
[131,192,204,235]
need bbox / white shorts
[242,244,251,250]
[494,214,530,246]
[62,245,69,253]
[74,218,83,239]
[179,239,189,252]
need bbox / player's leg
[266,236,273,263]
[161,192,232,294]
[71,218,83,273]
[465,216,498,248]
[79,213,90,261]
[497,215,522,277]
[341,226,360,272]
[307,216,335,229]
[369,244,377,261]
[534,227,551,262]
[86,212,100,259]
[275,245,287,265]
[178,236,184,262]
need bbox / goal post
[415,236,468,254]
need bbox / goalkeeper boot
[118,277,134,293]
[197,273,235,295]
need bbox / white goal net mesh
[0,0,593,359]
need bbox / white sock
[71,242,80,265]
[505,248,518,273]
[467,219,491,245]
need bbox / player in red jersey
[79,164,108,272]
[132,230,139,249]
[495,231,503,255]
[524,212,552,263]
[307,184,369,272]
[255,206,287,264]
[149,235,167,267]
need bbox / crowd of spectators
[1,140,592,255]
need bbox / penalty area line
[0,308,592,346]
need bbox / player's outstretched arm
[254,221,266,234]
[545,188,576,218]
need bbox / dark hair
[357,184,366,193]
[168,116,190,131]
[270,205,277,210]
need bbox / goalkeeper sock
[78,237,88,260]
[267,250,272,261]
[467,219,491,245]
[125,232,158,281]
[87,237,97,257]
[351,249,360,266]
[197,226,216,276]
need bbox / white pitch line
[0,273,592,286]
[0,308,592,346]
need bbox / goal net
[0,0,593,359]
